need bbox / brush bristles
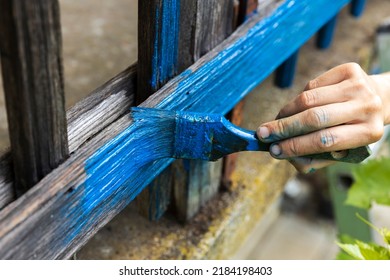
[129,107,176,162]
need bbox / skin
[257,63,390,173]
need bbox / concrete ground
[0,0,390,259]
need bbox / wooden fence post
[136,0,235,221]
[172,0,235,222]
[0,0,69,195]
[136,0,180,219]
[223,0,257,188]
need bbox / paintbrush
[130,107,371,163]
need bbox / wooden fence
[0,0,366,259]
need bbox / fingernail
[258,126,270,139]
[270,143,282,157]
[308,168,316,174]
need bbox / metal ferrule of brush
[173,111,269,161]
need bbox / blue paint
[82,109,176,215]
[317,15,338,49]
[74,0,354,252]
[275,49,300,88]
[350,0,366,18]
[167,109,269,161]
[0,0,369,259]
[150,0,180,89]
[156,0,351,115]
[84,0,351,211]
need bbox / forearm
[371,72,390,125]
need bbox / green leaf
[355,240,390,260]
[346,157,390,209]
[380,228,390,245]
[356,213,390,246]
[336,242,364,260]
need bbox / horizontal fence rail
[0,0,351,259]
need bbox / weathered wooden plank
[223,99,245,187]
[136,0,181,220]
[223,0,257,188]
[171,0,235,222]
[0,0,351,259]
[0,153,14,209]
[0,65,136,210]
[238,0,258,24]
[0,0,68,195]
[137,0,180,103]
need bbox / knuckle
[343,62,363,78]
[275,119,289,139]
[305,79,319,90]
[353,78,370,93]
[369,122,384,142]
[369,95,383,112]
[317,130,337,149]
[299,90,316,108]
[285,138,301,157]
[306,108,328,128]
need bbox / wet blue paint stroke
[150,0,180,89]
[79,0,351,238]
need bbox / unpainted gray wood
[0,0,68,195]
[0,65,136,210]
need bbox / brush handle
[225,120,371,163]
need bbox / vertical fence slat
[136,0,181,219]
[274,49,300,88]
[172,0,235,222]
[0,0,68,195]
[137,0,180,104]
[316,15,338,50]
[223,0,257,188]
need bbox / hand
[257,63,390,173]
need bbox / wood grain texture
[223,0,257,188]
[173,0,235,222]
[0,0,350,259]
[136,0,181,220]
[0,65,136,210]
[238,0,258,24]
[0,0,68,195]
[137,0,180,104]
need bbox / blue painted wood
[275,49,299,88]
[350,0,366,18]
[131,107,370,163]
[317,15,338,49]
[137,0,180,103]
[173,0,234,222]
[136,0,181,220]
[0,0,353,259]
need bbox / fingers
[277,82,352,119]
[277,63,368,119]
[268,123,383,159]
[258,102,363,143]
[304,62,365,90]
